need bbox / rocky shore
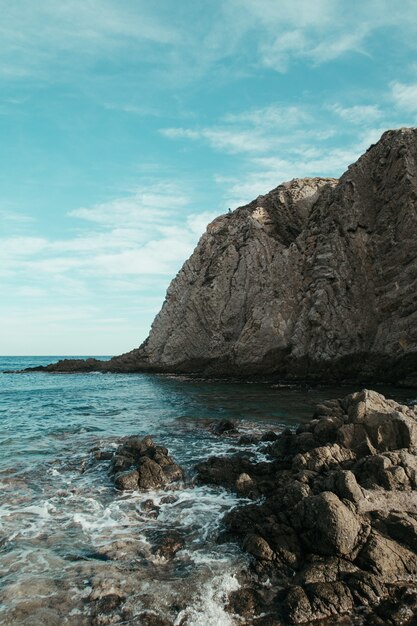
[195,389,417,625]
[90,389,417,625]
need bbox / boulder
[110,436,183,491]
[293,492,362,556]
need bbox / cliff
[30,128,417,383]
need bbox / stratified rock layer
[27,128,417,383]
[196,390,417,625]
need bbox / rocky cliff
[30,128,417,383]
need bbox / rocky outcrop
[196,390,417,624]
[108,436,183,491]
[21,128,417,383]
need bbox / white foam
[174,572,241,626]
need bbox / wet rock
[152,531,185,560]
[94,449,114,461]
[226,587,263,620]
[238,433,260,445]
[261,430,280,442]
[135,612,173,626]
[114,469,139,490]
[160,494,177,504]
[195,452,256,490]
[141,498,160,518]
[111,436,183,491]
[211,419,238,435]
[200,389,417,624]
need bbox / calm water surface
[0,356,414,625]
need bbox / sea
[0,356,415,625]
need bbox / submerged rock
[110,436,184,491]
[197,390,417,624]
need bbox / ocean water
[0,356,414,625]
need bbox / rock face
[24,128,417,383]
[195,389,417,624]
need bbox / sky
[1,0,417,355]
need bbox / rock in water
[27,128,417,383]
[110,436,184,491]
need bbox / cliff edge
[27,128,417,383]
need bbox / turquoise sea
[0,356,414,625]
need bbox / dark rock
[136,613,173,626]
[94,449,114,461]
[197,389,417,624]
[226,587,262,620]
[238,434,260,445]
[195,452,256,491]
[379,511,417,552]
[283,586,312,624]
[356,530,417,580]
[261,430,280,442]
[111,436,183,491]
[152,531,185,560]
[160,495,177,504]
[114,469,139,490]
[211,419,238,435]
[141,498,160,517]
[319,469,364,504]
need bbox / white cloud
[329,104,382,124]
[224,105,311,128]
[0,0,179,81]
[0,182,217,286]
[391,81,417,113]
[160,127,272,153]
[3,0,417,87]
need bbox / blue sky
[1,0,417,355]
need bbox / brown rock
[293,492,362,556]
[356,530,417,580]
[243,534,275,561]
[152,531,185,560]
[292,443,355,473]
[110,436,183,491]
[114,469,139,490]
